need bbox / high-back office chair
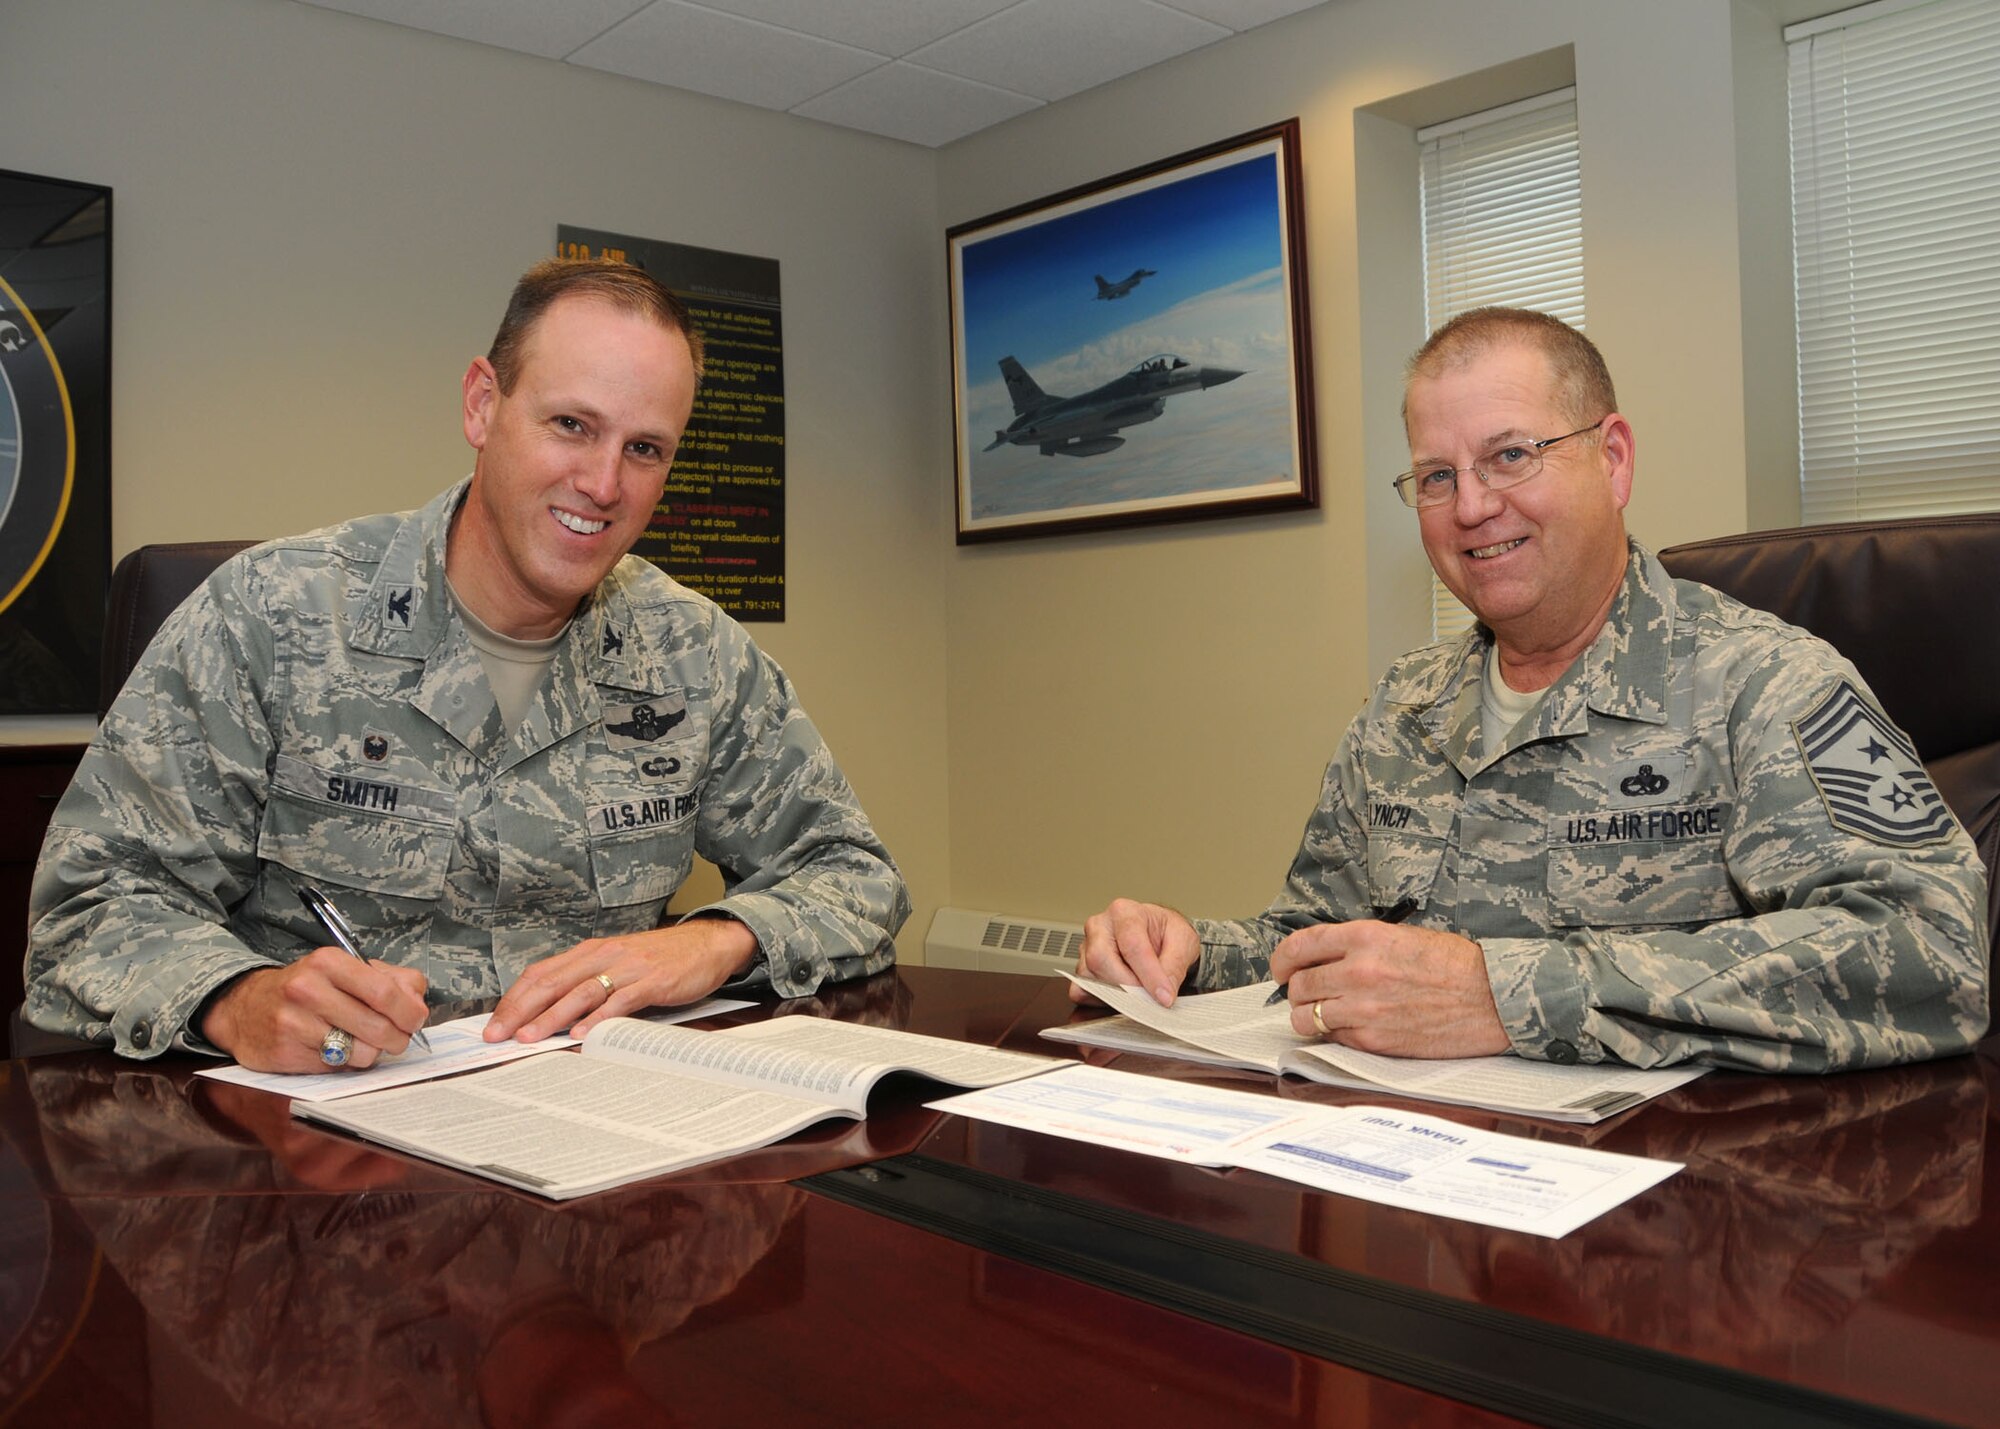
[10,540,258,1058]
[98,539,260,717]
[1657,513,2000,952]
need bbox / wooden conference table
[2,965,1994,1428]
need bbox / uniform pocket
[1545,821,1741,928]
[586,790,695,910]
[1366,832,1447,909]
[258,763,455,899]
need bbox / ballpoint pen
[1265,897,1420,1006]
[296,881,434,1053]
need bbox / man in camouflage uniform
[27,260,908,1071]
[1078,308,1988,1072]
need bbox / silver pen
[296,882,434,1053]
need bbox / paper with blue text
[930,1063,1680,1237]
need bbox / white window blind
[1789,0,2000,523]
[1419,89,1585,641]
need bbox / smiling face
[1405,339,1634,672]
[449,296,698,639]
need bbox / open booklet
[292,1015,1063,1200]
[1046,976,1704,1123]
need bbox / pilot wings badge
[603,699,687,750]
[1793,679,1955,848]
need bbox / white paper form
[928,1062,1323,1165]
[1234,1109,1681,1239]
[197,998,752,1102]
[1064,974,1300,1066]
[586,1014,1062,1117]
[1053,976,1704,1122]
[933,1064,1681,1238]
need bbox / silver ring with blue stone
[319,1027,354,1067]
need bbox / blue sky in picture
[959,151,1282,373]
[956,149,1300,522]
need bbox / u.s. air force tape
[1792,679,1955,847]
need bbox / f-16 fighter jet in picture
[984,353,1243,458]
[1093,268,1156,299]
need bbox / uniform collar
[347,479,467,660]
[347,478,663,687]
[507,560,667,762]
[1562,538,1675,727]
[572,559,665,698]
[498,560,664,768]
[344,478,671,767]
[1411,539,1674,774]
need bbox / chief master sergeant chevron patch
[1793,678,1956,847]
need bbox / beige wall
[0,0,952,954]
[936,0,1774,927]
[3,0,1805,952]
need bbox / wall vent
[925,907,1084,977]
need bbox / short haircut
[1404,307,1616,430]
[487,258,705,392]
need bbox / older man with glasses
[1075,307,1988,1073]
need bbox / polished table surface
[2,964,1993,1427]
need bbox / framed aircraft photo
[948,120,1317,543]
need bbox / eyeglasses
[1392,418,1608,509]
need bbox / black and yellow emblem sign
[0,167,111,715]
[0,272,76,615]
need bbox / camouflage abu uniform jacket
[1194,542,1990,1072]
[27,480,910,1058]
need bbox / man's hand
[1269,920,1511,1058]
[484,918,759,1043]
[1072,899,1200,1007]
[200,949,430,1073]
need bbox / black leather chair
[97,540,258,717]
[1657,513,2000,950]
[12,540,258,1057]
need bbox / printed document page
[933,1064,1681,1237]
[295,1050,842,1198]
[1231,1106,1681,1238]
[1051,978,1703,1122]
[199,998,752,1103]
[927,1062,1318,1165]
[292,1012,1065,1199]
[1052,975,1293,1068]
[584,1014,1063,1118]
[1289,1039,1705,1121]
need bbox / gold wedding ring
[1310,1000,1330,1038]
[595,972,615,998]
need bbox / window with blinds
[1418,89,1585,641]
[1788,0,2000,523]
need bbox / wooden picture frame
[949,120,1317,544]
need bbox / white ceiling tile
[289,0,1336,145]
[908,0,1230,103]
[689,0,1024,57]
[294,0,650,60]
[1159,0,1332,33]
[794,61,1042,148]
[568,0,883,110]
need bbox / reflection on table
[3,965,1994,1427]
